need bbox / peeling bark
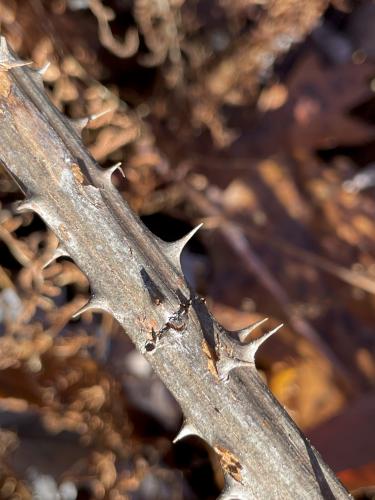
[0,38,351,499]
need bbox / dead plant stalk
[0,38,350,499]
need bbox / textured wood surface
[0,38,350,499]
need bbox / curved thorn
[72,299,106,319]
[110,162,125,177]
[217,323,283,381]
[0,39,32,71]
[237,317,269,343]
[243,323,283,362]
[37,61,51,76]
[165,223,203,263]
[72,303,93,319]
[70,108,113,136]
[88,108,113,122]
[15,198,38,214]
[249,323,284,354]
[42,245,69,270]
[0,60,32,71]
[101,163,125,184]
[173,422,200,443]
[71,117,89,135]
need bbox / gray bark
[0,38,350,499]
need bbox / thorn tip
[216,321,283,380]
[71,108,113,136]
[173,422,200,443]
[237,317,269,343]
[15,199,38,214]
[165,222,203,263]
[72,299,107,319]
[42,245,69,269]
[89,108,113,122]
[71,117,89,135]
[37,61,51,76]
[101,163,125,183]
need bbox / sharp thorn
[42,245,69,269]
[216,323,283,380]
[233,323,283,368]
[15,198,38,214]
[37,61,51,76]
[72,301,98,319]
[111,162,125,177]
[70,108,113,135]
[237,317,269,343]
[173,422,200,443]
[0,60,32,71]
[101,163,125,183]
[165,223,203,263]
[72,299,107,319]
[88,108,113,122]
[244,323,283,360]
[71,117,89,135]
[72,303,93,319]
[0,39,32,71]
[181,223,204,246]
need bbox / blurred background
[0,0,374,498]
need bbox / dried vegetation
[0,0,374,498]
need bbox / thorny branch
[0,38,351,499]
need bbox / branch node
[89,108,113,122]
